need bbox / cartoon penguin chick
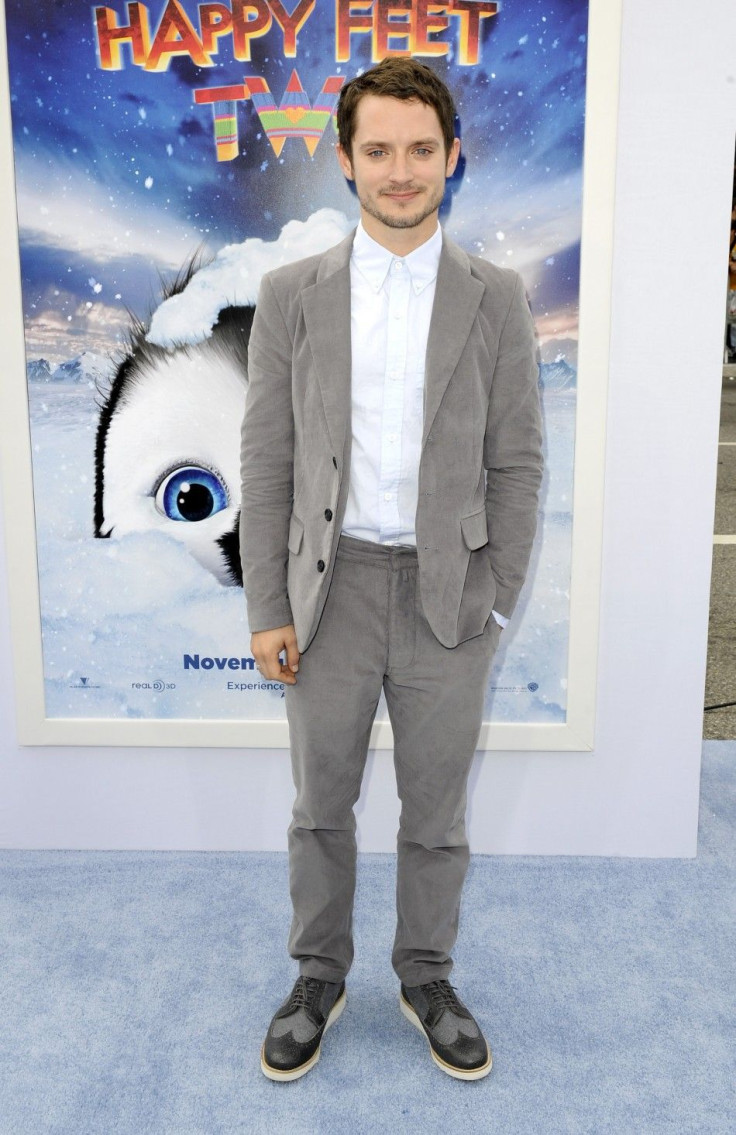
[94,278,251,585]
[93,209,353,587]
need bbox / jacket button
[332,456,338,468]
[317,559,325,572]
[324,508,333,521]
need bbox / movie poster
[4,0,587,729]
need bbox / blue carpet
[0,742,734,1135]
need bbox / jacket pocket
[288,513,304,555]
[460,507,489,551]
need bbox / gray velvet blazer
[240,229,543,652]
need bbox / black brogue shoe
[261,976,346,1081]
[400,979,492,1080]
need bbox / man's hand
[251,624,300,685]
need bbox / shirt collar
[352,220,442,295]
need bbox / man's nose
[388,153,412,182]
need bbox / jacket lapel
[301,233,354,462]
[422,236,485,448]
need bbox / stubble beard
[358,183,445,231]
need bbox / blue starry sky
[5,0,588,364]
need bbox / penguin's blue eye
[155,465,228,522]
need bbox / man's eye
[367,149,385,158]
[414,148,431,156]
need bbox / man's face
[336,94,460,247]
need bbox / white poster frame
[0,0,621,749]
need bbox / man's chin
[363,199,438,231]
[378,214,427,230]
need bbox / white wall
[1,0,734,855]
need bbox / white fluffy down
[146,208,354,348]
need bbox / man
[240,57,543,1082]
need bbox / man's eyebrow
[358,137,441,149]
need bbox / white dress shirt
[341,221,507,629]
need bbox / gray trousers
[284,534,500,987]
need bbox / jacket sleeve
[483,272,544,620]
[239,273,295,632]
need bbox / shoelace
[286,976,323,1013]
[423,980,464,1013]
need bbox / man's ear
[445,137,461,178]
[335,142,354,181]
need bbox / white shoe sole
[400,993,492,1080]
[260,988,347,1081]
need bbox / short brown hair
[336,58,457,159]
